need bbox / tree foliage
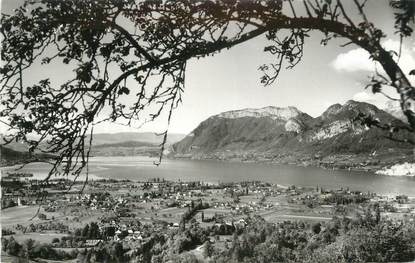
[1,0,414,182]
[211,214,415,263]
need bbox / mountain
[0,145,31,163]
[173,105,312,153]
[172,101,413,169]
[88,132,185,156]
[0,132,186,160]
[93,141,157,148]
[87,132,185,146]
[0,145,54,167]
[90,140,160,157]
[2,132,185,149]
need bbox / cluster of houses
[1,173,81,208]
[370,195,415,214]
[4,173,415,252]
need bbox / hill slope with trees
[172,101,413,170]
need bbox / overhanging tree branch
[108,20,158,64]
[1,0,414,186]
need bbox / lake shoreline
[2,154,413,178]
[169,154,414,177]
[3,155,415,196]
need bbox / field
[1,254,36,263]
[258,210,332,223]
[157,207,189,223]
[1,206,45,228]
[1,253,77,263]
[11,232,68,244]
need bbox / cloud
[336,40,414,112]
[331,49,375,72]
[331,39,415,78]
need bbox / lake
[2,156,415,196]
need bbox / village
[2,171,415,256]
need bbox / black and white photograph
[1,0,415,262]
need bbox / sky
[1,0,415,135]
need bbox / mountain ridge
[86,132,185,146]
[216,106,311,121]
[171,101,413,171]
[0,132,186,163]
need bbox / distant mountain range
[88,132,185,156]
[0,145,54,167]
[171,100,413,170]
[85,132,185,156]
[1,102,412,171]
[0,132,186,165]
[0,146,31,163]
[86,132,185,146]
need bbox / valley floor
[2,177,415,262]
